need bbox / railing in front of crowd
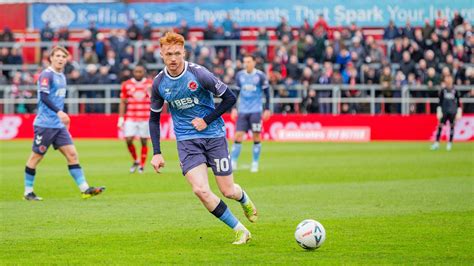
[0,84,472,115]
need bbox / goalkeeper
[431,75,462,151]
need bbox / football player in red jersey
[118,64,153,173]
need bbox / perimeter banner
[1,114,473,141]
[30,1,473,29]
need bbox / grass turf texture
[1,140,473,264]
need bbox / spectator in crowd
[434,10,448,31]
[317,62,333,114]
[7,47,23,65]
[402,20,415,40]
[424,50,438,70]
[177,19,189,40]
[141,44,158,64]
[67,69,83,85]
[57,26,69,42]
[313,14,329,33]
[383,20,400,40]
[312,26,327,62]
[301,18,312,35]
[203,20,216,40]
[399,51,416,77]
[1,27,15,42]
[286,55,301,80]
[413,28,426,50]
[336,47,351,70]
[276,16,292,40]
[79,30,95,56]
[109,29,130,59]
[302,89,318,113]
[102,50,121,76]
[121,45,135,63]
[142,19,152,40]
[88,21,98,40]
[83,49,99,64]
[222,13,234,39]
[422,19,434,39]
[322,45,336,63]
[97,65,115,85]
[451,11,464,31]
[95,32,107,63]
[380,65,393,113]
[366,37,384,63]
[126,19,141,41]
[40,22,54,42]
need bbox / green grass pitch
[1,140,473,264]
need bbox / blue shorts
[32,126,73,155]
[236,112,262,132]
[177,137,232,176]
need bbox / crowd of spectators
[0,10,473,114]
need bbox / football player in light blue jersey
[23,46,105,201]
[230,54,271,172]
[149,32,257,245]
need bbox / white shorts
[123,120,150,138]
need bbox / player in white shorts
[118,64,153,173]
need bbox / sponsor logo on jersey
[41,78,49,86]
[188,80,198,91]
[169,97,199,110]
[55,88,67,97]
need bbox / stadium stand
[0,6,473,115]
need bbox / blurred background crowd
[0,9,473,114]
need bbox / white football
[295,219,326,249]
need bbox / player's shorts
[124,120,150,138]
[441,113,456,124]
[32,126,73,155]
[177,137,232,176]
[236,112,262,132]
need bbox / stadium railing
[1,84,472,115]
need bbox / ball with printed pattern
[295,219,326,250]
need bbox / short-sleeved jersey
[235,69,269,114]
[34,67,67,128]
[150,61,227,141]
[120,78,153,122]
[439,87,461,114]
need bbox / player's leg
[124,120,139,172]
[447,115,455,151]
[24,152,44,201]
[431,115,447,150]
[138,121,150,173]
[56,129,105,198]
[179,139,250,244]
[231,131,245,170]
[24,126,54,200]
[231,113,249,170]
[250,112,263,173]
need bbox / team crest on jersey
[188,80,198,91]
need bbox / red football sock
[127,143,137,161]
[140,145,148,167]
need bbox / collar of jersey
[164,61,188,80]
[47,66,63,75]
[131,78,147,84]
[244,69,257,75]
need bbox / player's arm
[261,72,271,121]
[149,79,165,173]
[118,82,127,128]
[39,73,70,127]
[436,90,444,120]
[191,67,236,131]
[230,73,241,121]
[455,90,462,120]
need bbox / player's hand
[117,117,124,129]
[191,118,207,131]
[456,107,462,121]
[230,108,238,121]
[57,111,70,129]
[436,107,443,121]
[151,154,165,173]
[263,109,271,121]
